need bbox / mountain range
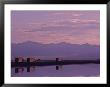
[11,41,100,60]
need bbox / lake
[11,64,100,77]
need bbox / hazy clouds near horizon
[11,10,100,45]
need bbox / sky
[11,10,100,45]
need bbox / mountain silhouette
[11,41,100,60]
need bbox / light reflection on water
[11,64,100,77]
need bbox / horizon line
[11,41,100,46]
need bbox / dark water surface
[11,64,100,77]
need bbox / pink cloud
[11,10,100,45]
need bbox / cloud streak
[11,10,100,45]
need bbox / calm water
[11,64,100,77]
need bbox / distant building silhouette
[27,57,36,62]
[56,58,62,62]
[15,57,24,62]
[56,58,59,62]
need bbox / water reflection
[15,65,62,73]
[27,66,36,72]
[12,64,100,77]
[15,67,24,73]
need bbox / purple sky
[11,10,100,45]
